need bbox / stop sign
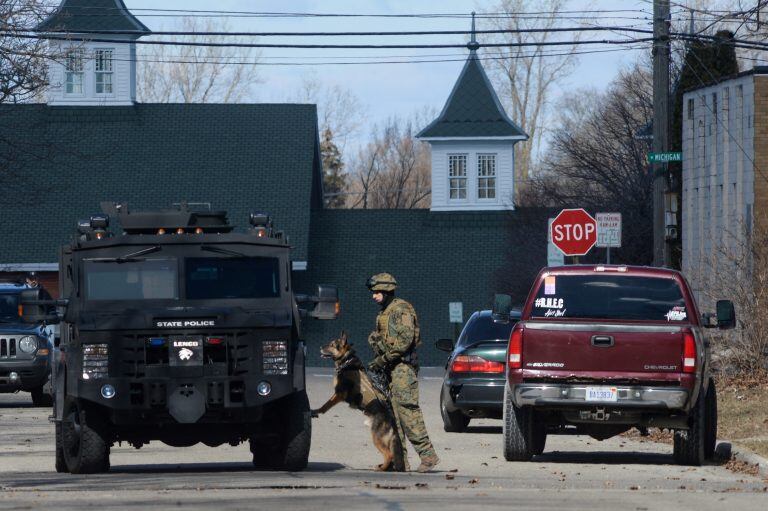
[550,209,597,256]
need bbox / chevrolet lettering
[21,202,338,474]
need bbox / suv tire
[704,380,718,460]
[440,388,470,432]
[503,385,536,461]
[673,384,713,466]
[31,386,53,407]
[55,422,67,473]
[62,402,110,474]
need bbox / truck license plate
[585,386,618,402]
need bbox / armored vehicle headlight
[18,336,38,354]
[82,343,109,380]
[262,340,288,375]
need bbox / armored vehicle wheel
[62,402,110,474]
[532,428,547,456]
[31,386,53,407]
[502,385,536,461]
[55,422,67,473]
[440,388,470,432]
[251,391,311,471]
[673,383,715,466]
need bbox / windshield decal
[544,276,556,295]
[664,307,687,321]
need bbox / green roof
[36,0,150,34]
[417,52,527,139]
[0,103,322,263]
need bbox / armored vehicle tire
[673,383,715,466]
[251,390,312,471]
[533,428,547,456]
[502,386,536,461]
[31,386,53,407]
[62,402,110,474]
[55,422,67,473]
[440,388,470,432]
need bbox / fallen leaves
[724,458,760,476]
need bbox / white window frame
[94,48,114,95]
[477,153,497,200]
[65,49,84,95]
[448,154,468,200]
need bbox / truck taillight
[450,355,505,374]
[508,329,523,369]
[683,332,696,373]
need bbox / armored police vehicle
[22,202,337,474]
[0,283,53,406]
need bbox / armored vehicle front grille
[1,338,17,359]
[118,332,253,378]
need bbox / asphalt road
[1,368,766,510]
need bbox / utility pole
[652,0,671,267]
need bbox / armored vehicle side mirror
[19,288,62,325]
[435,338,454,352]
[492,294,512,323]
[716,300,736,330]
[297,285,340,320]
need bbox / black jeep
[22,202,337,473]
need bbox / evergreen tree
[669,30,738,268]
[320,128,347,208]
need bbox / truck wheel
[62,402,110,474]
[252,391,312,471]
[673,386,708,466]
[502,385,535,461]
[31,387,53,407]
[704,381,718,460]
[440,388,470,432]
[55,422,67,473]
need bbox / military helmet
[367,273,398,292]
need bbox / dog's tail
[390,420,406,472]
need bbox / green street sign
[648,152,682,163]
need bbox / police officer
[366,273,439,473]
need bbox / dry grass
[717,374,768,459]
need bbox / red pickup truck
[494,265,736,466]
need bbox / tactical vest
[376,297,421,357]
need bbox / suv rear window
[530,274,688,321]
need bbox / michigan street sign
[648,152,682,163]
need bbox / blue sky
[123,0,655,150]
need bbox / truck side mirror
[435,338,454,352]
[716,300,736,330]
[296,285,340,320]
[20,288,61,325]
[492,293,512,323]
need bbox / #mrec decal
[170,338,203,366]
[155,319,216,328]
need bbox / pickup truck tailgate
[521,322,685,375]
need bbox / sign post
[596,212,622,264]
[547,218,565,267]
[550,209,598,259]
[449,302,463,342]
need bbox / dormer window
[94,49,114,94]
[65,49,84,94]
[477,154,497,199]
[449,154,468,199]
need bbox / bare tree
[0,0,49,104]
[529,62,654,264]
[348,115,431,209]
[138,17,261,103]
[290,73,364,152]
[480,0,581,184]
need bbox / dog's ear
[340,330,347,343]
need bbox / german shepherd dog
[312,332,406,472]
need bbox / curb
[715,440,768,478]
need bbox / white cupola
[35,0,151,106]
[416,14,528,212]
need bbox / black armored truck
[22,203,338,473]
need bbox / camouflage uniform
[367,273,439,472]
